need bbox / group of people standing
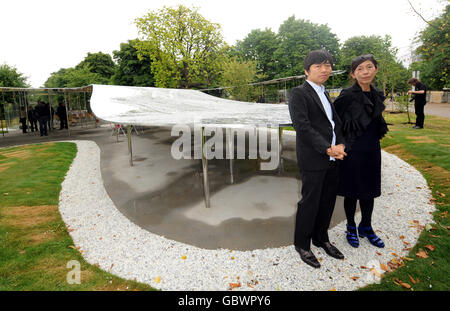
[18,101,68,136]
[288,50,410,268]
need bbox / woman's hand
[327,144,347,160]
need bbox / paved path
[386,102,450,119]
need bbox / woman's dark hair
[351,54,378,73]
[304,50,334,72]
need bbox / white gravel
[58,140,435,291]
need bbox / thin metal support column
[64,92,71,136]
[278,126,284,174]
[227,127,234,184]
[127,125,133,167]
[201,126,210,208]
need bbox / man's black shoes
[312,241,344,260]
[295,247,321,268]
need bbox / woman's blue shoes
[358,225,385,248]
[345,225,359,248]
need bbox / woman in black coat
[334,54,388,248]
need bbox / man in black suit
[288,50,347,268]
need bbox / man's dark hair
[303,50,334,72]
[351,54,378,73]
[408,77,420,85]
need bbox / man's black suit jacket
[288,81,345,171]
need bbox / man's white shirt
[306,80,336,161]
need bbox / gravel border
[57,140,435,291]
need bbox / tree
[414,4,449,89]
[44,52,115,88]
[0,64,29,112]
[220,57,258,101]
[235,28,279,80]
[75,52,116,81]
[44,67,109,88]
[111,39,155,86]
[273,16,340,78]
[0,64,29,88]
[134,5,227,89]
[340,35,408,94]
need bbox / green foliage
[75,52,116,80]
[340,35,409,93]
[235,28,279,81]
[111,39,155,86]
[414,5,450,89]
[44,67,109,88]
[44,52,115,88]
[273,16,340,78]
[0,64,29,88]
[134,5,227,89]
[220,57,258,101]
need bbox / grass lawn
[0,142,155,291]
[359,113,450,291]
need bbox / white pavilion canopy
[89,84,293,128]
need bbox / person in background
[407,78,427,129]
[34,100,49,136]
[27,105,38,132]
[19,107,27,134]
[56,101,68,130]
[333,54,389,249]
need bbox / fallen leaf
[392,252,399,257]
[408,275,416,284]
[394,278,411,289]
[329,288,336,291]
[380,263,389,272]
[425,245,435,251]
[399,235,405,239]
[350,276,359,281]
[231,257,235,260]
[376,252,382,256]
[400,281,411,289]
[247,282,254,288]
[68,245,76,249]
[153,276,161,284]
[68,228,75,232]
[388,262,398,270]
[416,250,429,258]
[181,255,187,260]
[229,282,241,289]
[403,241,410,245]
[402,257,414,261]
[429,234,440,238]
[360,266,368,269]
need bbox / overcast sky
[0,0,445,87]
